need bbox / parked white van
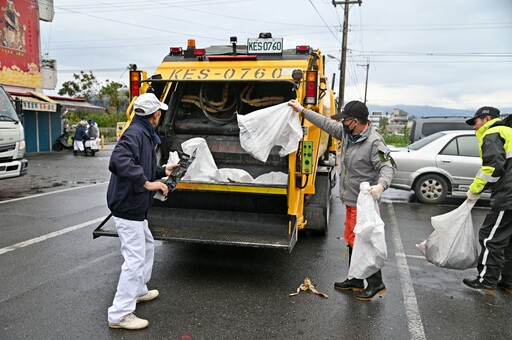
[0,85,28,179]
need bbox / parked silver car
[390,130,489,204]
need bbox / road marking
[400,254,425,260]
[386,202,427,340]
[0,216,108,255]
[0,182,108,205]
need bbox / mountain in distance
[367,104,512,118]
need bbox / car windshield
[408,131,447,150]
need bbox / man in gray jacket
[289,99,395,300]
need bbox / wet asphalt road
[0,148,511,339]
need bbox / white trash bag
[181,137,218,182]
[416,200,479,270]
[348,182,388,280]
[237,102,303,163]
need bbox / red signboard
[0,0,41,88]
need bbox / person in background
[106,93,178,330]
[73,120,89,155]
[288,99,395,301]
[87,119,100,140]
[463,106,512,295]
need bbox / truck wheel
[414,174,448,204]
[304,171,332,235]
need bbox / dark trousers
[477,209,512,285]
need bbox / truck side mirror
[14,97,23,118]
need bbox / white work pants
[107,217,154,323]
[73,139,84,151]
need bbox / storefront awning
[11,92,58,112]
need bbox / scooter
[83,137,100,156]
[52,130,73,151]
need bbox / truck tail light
[296,45,310,54]
[170,47,182,55]
[194,48,206,57]
[304,71,318,105]
[129,70,141,100]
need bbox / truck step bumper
[93,208,298,251]
[149,226,296,250]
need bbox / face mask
[343,120,356,134]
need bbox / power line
[307,0,341,44]
[350,49,512,57]
[350,23,512,31]
[54,6,226,42]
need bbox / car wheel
[414,174,448,204]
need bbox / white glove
[368,184,385,201]
[466,190,481,202]
[288,99,304,115]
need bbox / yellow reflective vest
[469,118,512,209]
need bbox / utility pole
[332,0,362,113]
[357,62,369,105]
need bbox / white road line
[386,202,427,340]
[400,254,425,260]
[0,182,108,205]
[0,216,108,255]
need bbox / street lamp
[327,54,341,70]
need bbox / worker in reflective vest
[463,106,512,295]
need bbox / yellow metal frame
[176,181,287,195]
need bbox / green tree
[402,123,411,139]
[100,80,129,113]
[58,71,101,101]
[378,116,389,135]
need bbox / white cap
[133,93,168,116]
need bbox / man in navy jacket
[107,93,178,330]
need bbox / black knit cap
[331,100,369,120]
[466,106,500,125]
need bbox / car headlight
[17,140,26,158]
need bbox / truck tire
[304,170,332,235]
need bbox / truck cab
[95,34,337,251]
[0,85,28,179]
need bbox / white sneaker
[136,289,159,303]
[108,313,149,330]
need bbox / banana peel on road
[289,277,328,298]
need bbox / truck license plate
[247,38,283,54]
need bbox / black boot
[463,278,496,294]
[334,278,364,291]
[334,245,364,292]
[356,270,386,301]
[497,280,512,295]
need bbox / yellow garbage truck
[94,33,337,251]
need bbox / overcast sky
[39,0,512,111]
